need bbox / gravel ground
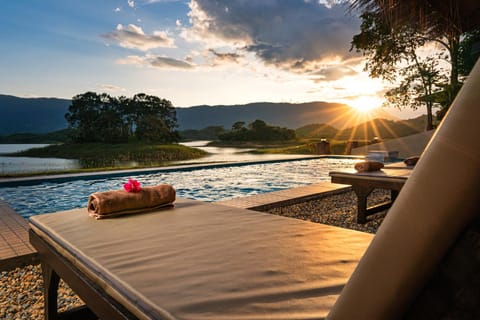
[0,264,84,319]
[266,188,390,234]
[0,189,389,319]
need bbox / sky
[1,0,424,118]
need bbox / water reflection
[177,141,307,163]
[0,141,308,175]
[0,144,50,154]
[0,156,80,174]
[77,159,141,169]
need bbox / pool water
[0,158,359,219]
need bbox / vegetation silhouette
[218,120,296,142]
[351,1,480,130]
[65,92,179,144]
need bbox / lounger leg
[352,186,374,224]
[391,189,399,202]
[42,262,60,320]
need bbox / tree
[232,121,246,131]
[352,11,450,130]
[458,29,480,77]
[129,93,179,143]
[65,92,179,143]
[219,119,295,141]
[385,56,447,130]
[350,0,480,127]
[352,11,480,129]
[433,28,480,120]
[249,119,268,133]
[65,92,128,143]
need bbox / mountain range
[0,95,70,135]
[175,101,397,130]
[0,94,404,135]
[296,117,427,140]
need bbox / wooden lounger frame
[27,198,375,319]
[330,171,408,224]
[29,229,138,320]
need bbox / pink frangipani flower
[123,179,141,193]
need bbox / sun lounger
[329,168,411,223]
[29,198,373,319]
[326,57,480,319]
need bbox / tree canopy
[350,1,479,130]
[65,92,179,143]
[218,120,296,142]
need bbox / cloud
[146,0,182,3]
[103,24,175,51]
[184,0,360,71]
[207,49,242,65]
[128,0,135,8]
[114,7,121,12]
[311,65,358,81]
[150,56,194,69]
[98,84,127,92]
[117,54,194,69]
[117,55,146,65]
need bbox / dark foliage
[179,126,226,141]
[65,92,179,143]
[351,6,479,130]
[218,119,296,142]
[295,123,338,139]
[0,129,72,144]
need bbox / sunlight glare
[350,96,383,114]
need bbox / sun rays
[349,96,383,114]
[309,99,421,153]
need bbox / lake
[175,141,309,163]
[0,144,80,175]
[0,142,308,175]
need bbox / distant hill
[400,115,429,132]
[0,94,70,135]
[1,94,405,135]
[336,116,427,140]
[295,123,339,139]
[176,101,397,130]
[0,129,72,144]
[296,115,427,141]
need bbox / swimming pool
[0,157,360,219]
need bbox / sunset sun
[350,96,383,114]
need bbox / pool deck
[0,181,350,271]
[216,182,350,210]
[0,200,38,271]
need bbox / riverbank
[10,142,207,163]
[0,141,323,178]
[0,188,387,319]
[0,143,208,177]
